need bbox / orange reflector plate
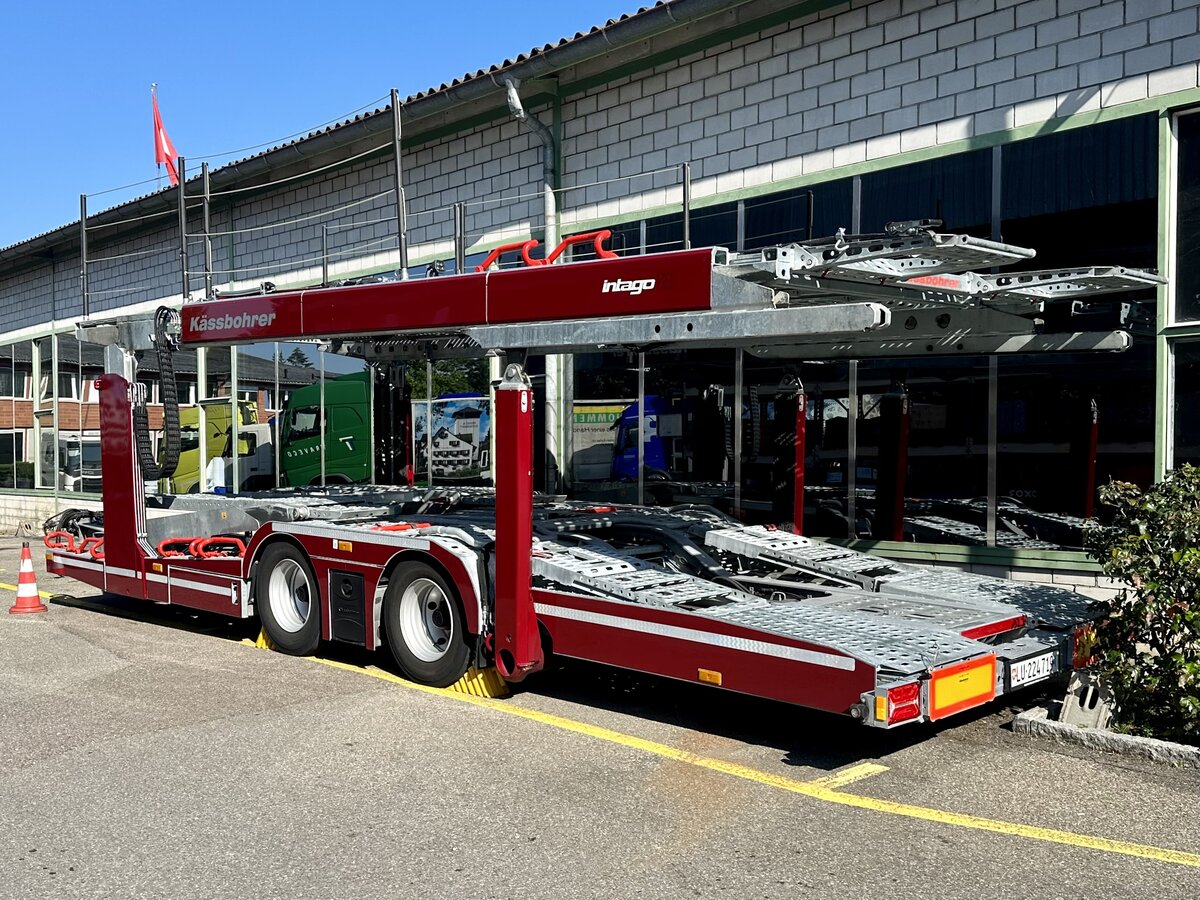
[929,655,996,721]
[697,668,722,686]
[334,540,353,552]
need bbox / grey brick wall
[2,0,1198,326]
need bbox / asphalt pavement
[2,537,1198,899]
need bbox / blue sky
[0,1,632,249]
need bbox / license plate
[1009,651,1056,688]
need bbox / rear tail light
[875,681,922,726]
[961,614,1027,641]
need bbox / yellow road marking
[811,762,890,789]
[267,648,1200,869]
[0,581,53,600]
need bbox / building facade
[2,0,1198,601]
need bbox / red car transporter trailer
[44,226,1162,728]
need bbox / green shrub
[1086,465,1200,745]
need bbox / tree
[284,347,313,368]
[1085,465,1200,746]
[408,359,488,400]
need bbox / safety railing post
[79,195,90,319]
[178,156,189,300]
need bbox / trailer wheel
[383,562,469,687]
[255,543,320,655]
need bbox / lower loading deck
[44,484,1091,729]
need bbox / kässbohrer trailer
[44,224,1162,728]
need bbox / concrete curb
[1013,706,1200,768]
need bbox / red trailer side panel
[486,249,716,324]
[534,589,874,715]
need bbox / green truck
[279,371,371,486]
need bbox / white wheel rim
[268,558,311,633]
[399,577,454,663]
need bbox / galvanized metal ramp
[703,525,1092,630]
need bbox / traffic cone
[9,542,47,615]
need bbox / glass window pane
[856,357,989,544]
[998,343,1155,549]
[1174,340,1200,468]
[861,150,991,234]
[1176,112,1200,322]
[744,179,853,250]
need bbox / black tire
[255,543,321,655]
[383,561,470,687]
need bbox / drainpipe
[503,76,557,250]
[504,76,571,495]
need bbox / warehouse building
[1,0,1197,601]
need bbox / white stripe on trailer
[54,554,104,572]
[534,602,857,672]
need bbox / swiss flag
[153,91,179,186]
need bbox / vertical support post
[639,219,647,255]
[850,175,862,234]
[177,157,189,301]
[322,225,330,287]
[986,356,998,547]
[391,88,409,281]
[202,162,213,298]
[94,374,149,577]
[1074,398,1100,518]
[492,363,543,682]
[50,335,60,499]
[230,349,240,495]
[31,340,42,489]
[319,344,327,487]
[990,145,1003,243]
[793,384,806,535]
[637,351,645,506]
[367,363,376,485]
[874,387,910,542]
[488,356,501,484]
[273,342,281,488]
[425,360,433,485]
[197,347,208,493]
[681,162,692,250]
[806,190,815,240]
[847,359,858,538]
[734,347,743,518]
[79,195,90,319]
[454,202,466,273]
[736,199,746,252]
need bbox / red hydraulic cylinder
[492,364,544,682]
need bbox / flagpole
[152,83,161,192]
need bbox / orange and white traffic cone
[9,541,47,615]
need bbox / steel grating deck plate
[704,526,1092,629]
[533,541,983,675]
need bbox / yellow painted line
[266,647,1200,870]
[811,762,890,790]
[0,581,53,600]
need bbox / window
[57,373,77,400]
[1174,341,1200,468]
[861,150,991,234]
[288,407,321,441]
[0,367,26,398]
[1177,112,1200,323]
